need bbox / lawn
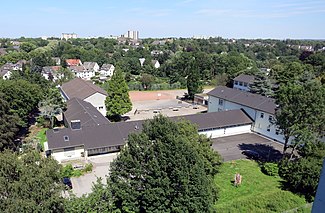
[214,160,311,213]
[36,128,48,149]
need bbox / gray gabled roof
[233,74,255,84]
[64,98,110,128]
[83,62,98,71]
[60,78,107,100]
[46,109,253,150]
[208,86,276,114]
[101,64,114,71]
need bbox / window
[99,106,104,110]
[275,129,280,135]
[218,99,224,105]
[243,83,248,87]
[239,82,243,86]
[234,81,238,85]
[269,115,273,122]
[267,126,271,132]
[64,135,69,141]
[260,112,264,118]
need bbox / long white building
[207,86,284,143]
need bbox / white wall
[84,92,107,116]
[75,71,95,80]
[253,111,285,143]
[208,95,286,143]
[51,146,84,163]
[199,124,252,138]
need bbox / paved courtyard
[212,133,284,162]
[71,153,118,197]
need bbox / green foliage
[279,140,325,201]
[261,162,279,176]
[61,164,74,177]
[0,79,43,126]
[0,150,64,212]
[35,128,48,150]
[84,163,93,173]
[109,116,221,212]
[105,67,132,120]
[0,93,19,151]
[64,178,113,212]
[215,160,307,212]
[275,80,325,153]
[60,163,94,178]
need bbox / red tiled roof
[66,59,82,66]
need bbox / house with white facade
[42,66,64,81]
[100,64,115,77]
[207,86,284,142]
[83,62,99,72]
[233,74,255,91]
[59,78,108,116]
[0,61,26,80]
[69,65,95,80]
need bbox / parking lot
[212,133,284,162]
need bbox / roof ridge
[75,98,102,126]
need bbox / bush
[61,164,74,177]
[261,162,279,176]
[84,163,93,173]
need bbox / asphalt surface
[212,133,284,162]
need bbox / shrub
[261,162,279,176]
[84,163,93,173]
[61,164,74,177]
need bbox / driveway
[212,133,283,162]
[71,153,118,197]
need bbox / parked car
[63,177,72,189]
[242,150,260,160]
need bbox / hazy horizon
[1,0,324,39]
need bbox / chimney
[71,120,81,130]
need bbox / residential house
[0,48,6,56]
[46,109,252,162]
[69,65,95,80]
[42,66,63,81]
[0,61,26,80]
[83,62,99,72]
[150,50,163,56]
[207,86,284,142]
[152,60,160,69]
[100,64,115,77]
[233,74,255,91]
[59,78,108,116]
[66,59,82,67]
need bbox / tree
[275,80,325,153]
[0,150,64,212]
[186,58,203,99]
[278,134,325,201]
[0,93,19,151]
[250,71,274,97]
[38,88,66,128]
[109,116,221,212]
[140,73,155,90]
[105,67,132,121]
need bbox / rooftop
[60,78,108,100]
[47,109,253,150]
[208,86,276,114]
[233,74,255,84]
[64,98,110,128]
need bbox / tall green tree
[105,67,132,121]
[0,93,19,151]
[186,59,203,99]
[275,80,325,153]
[0,150,64,212]
[109,116,221,212]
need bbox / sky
[0,0,324,39]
